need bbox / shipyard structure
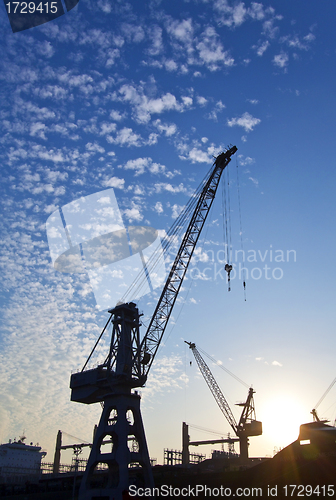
[2,420,336,499]
[2,147,336,498]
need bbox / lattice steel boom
[186,342,238,433]
[140,146,237,378]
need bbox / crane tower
[70,146,237,499]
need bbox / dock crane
[185,342,262,461]
[70,146,238,500]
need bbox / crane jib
[140,146,237,377]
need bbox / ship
[0,435,46,485]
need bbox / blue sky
[1,0,336,464]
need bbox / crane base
[78,391,154,500]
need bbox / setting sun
[260,394,309,451]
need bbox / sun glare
[261,395,309,451]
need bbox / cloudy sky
[1,0,336,464]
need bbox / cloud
[166,18,194,45]
[123,204,143,222]
[120,157,166,176]
[154,183,186,194]
[262,14,283,39]
[196,27,234,71]
[100,122,117,135]
[207,100,226,121]
[213,0,282,34]
[248,2,266,21]
[153,119,177,137]
[98,0,113,14]
[164,59,179,72]
[0,238,103,454]
[162,19,236,73]
[117,83,185,124]
[227,112,261,132]
[238,155,255,166]
[188,148,213,163]
[272,360,283,367]
[109,110,126,122]
[36,41,55,58]
[142,354,186,401]
[85,142,105,154]
[154,202,164,214]
[213,0,247,28]
[280,33,316,51]
[30,122,47,140]
[176,137,222,163]
[121,24,145,44]
[170,204,184,219]
[101,177,125,189]
[148,25,163,56]
[273,52,289,69]
[249,176,259,187]
[196,96,208,106]
[254,40,270,56]
[106,127,142,147]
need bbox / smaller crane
[185,342,262,461]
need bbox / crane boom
[140,146,237,376]
[186,342,238,433]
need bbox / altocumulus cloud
[227,112,261,132]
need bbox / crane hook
[225,263,232,291]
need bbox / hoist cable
[222,172,229,263]
[186,423,229,437]
[154,201,216,360]
[120,164,215,304]
[236,155,246,301]
[314,376,336,410]
[82,315,112,371]
[221,177,227,263]
[120,188,201,303]
[196,344,249,389]
[61,431,91,445]
[227,166,232,257]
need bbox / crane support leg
[182,422,190,465]
[79,393,154,500]
[239,436,249,463]
[53,430,62,474]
